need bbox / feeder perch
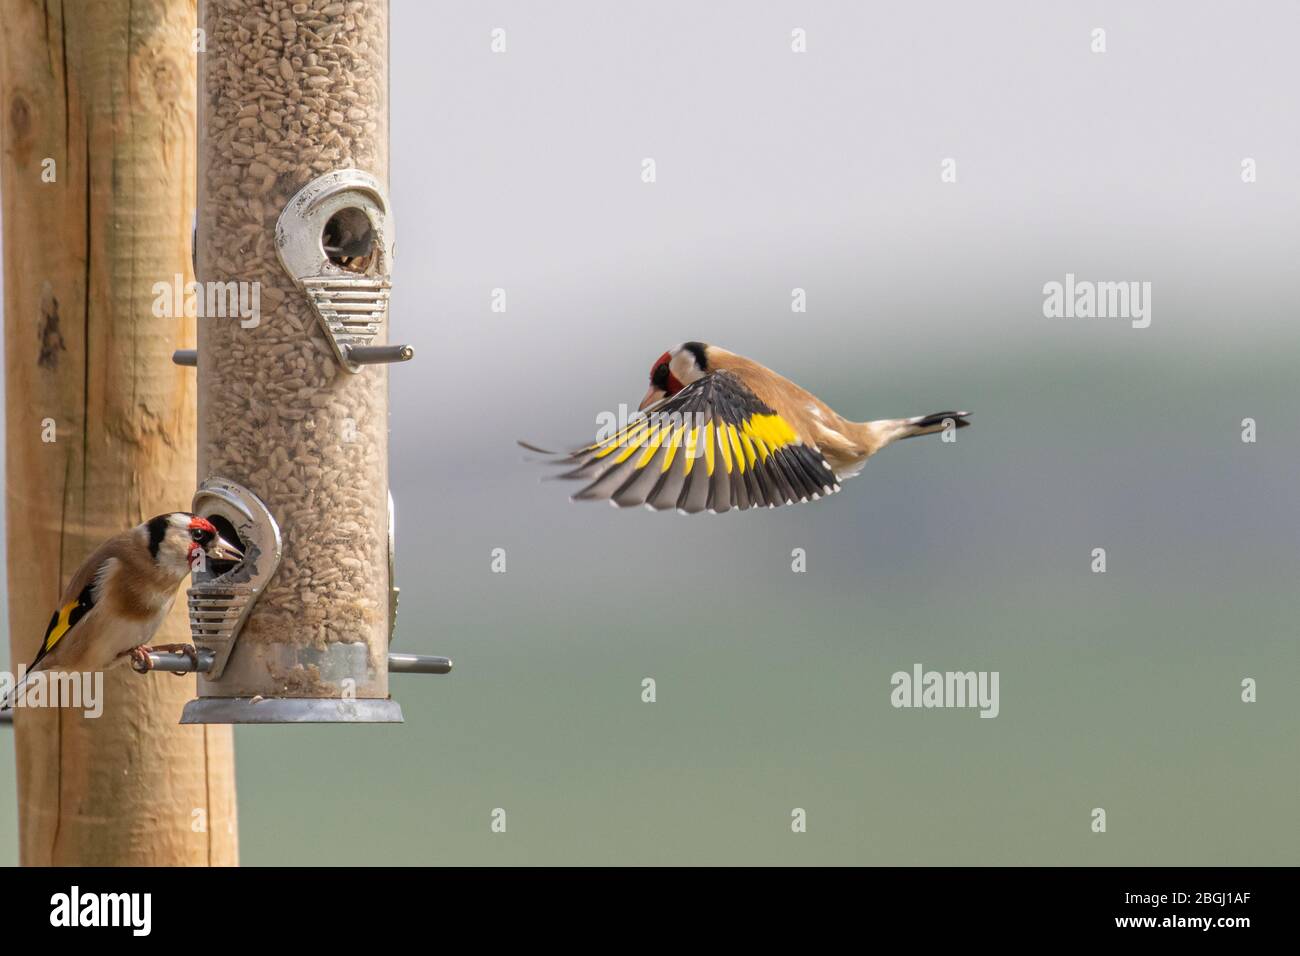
[174,347,405,369]
[275,168,412,374]
[139,649,451,677]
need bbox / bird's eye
[191,529,211,543]
[651,362,670,389]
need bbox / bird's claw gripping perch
[128,646,155,674]
[158,644,200,676]
[129,644,201,676]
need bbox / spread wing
[534,370,841,513]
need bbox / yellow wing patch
[40,593,92,658]
[738,429,758,468]
[683,426,699,476]
[661,425,685,472]
[746,413,798,450]
[726,424,745,474]
[635,425,668,468]
[581,406,800,478]
[714,423,731,475]
[591,421,648,458]
[592,410,800,477]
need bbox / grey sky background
[1,0,1297,864]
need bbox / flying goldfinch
[526,342,970,513]
[1,512,242,709]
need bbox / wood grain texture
[1,0,238,865]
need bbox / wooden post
[1,0,238,864]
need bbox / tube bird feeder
[179,0,442,722]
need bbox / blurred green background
[8,347,1296,865]
[2,1,1298,864]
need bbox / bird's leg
[175,644,199,676]
[137,642,200,671]
[124,644,201,675]
[150,642,196,654]
[148,643,201,675]
[126,645,155,674]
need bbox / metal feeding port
[185,477,282,680]
[275,168,413,373]
[149,482,453,725]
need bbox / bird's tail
[865,411,971,450]
[0,670,29,712]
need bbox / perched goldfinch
[527,342,970,513]
[1,513,242,709]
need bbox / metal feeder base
[181,697,403,724]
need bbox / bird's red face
[183,515,243,570]
[640,351,684,411]
[186,516,217,562]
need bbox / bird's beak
[205,536,244,563]
[639,387,665,412]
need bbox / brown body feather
[704,348,881,470]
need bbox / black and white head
[639,341,711,411]
[143,512,243,578]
